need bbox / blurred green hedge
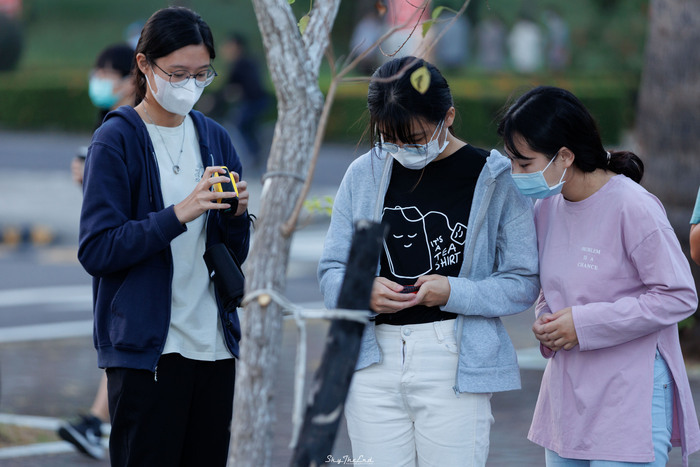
[324,73,639,147]
[0,73,638,145]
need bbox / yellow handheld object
[212,166,239,214]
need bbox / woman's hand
[414,274,450,307]
[71,157,85,185]
[174,166,242,224]
[229,171,249,217]
[370,277,418,313]
[533,307,578,351]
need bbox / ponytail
[607,150,644,184]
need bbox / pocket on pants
[663,381,674,434]
[433,319,458,354]
[654,351,675,435]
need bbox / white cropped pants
[344,319,494,467]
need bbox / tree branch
[280,0,472,235]
[303,0,341,79]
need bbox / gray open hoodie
[318,148,539,393]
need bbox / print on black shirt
[383,206,468,279]
[376,144,487,325]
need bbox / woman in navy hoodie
[78,7,251,466]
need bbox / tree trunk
[228,1,340,466]
[291,221,386,466]
[635,0,700,354]
[635,0,700,215]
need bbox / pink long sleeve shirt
[528,175,700,465]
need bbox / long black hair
[134,6,215,105]
[367,56,454,146]
[497,86,643,183]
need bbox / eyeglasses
[151,61,218,88]
[374,120,445,156]
[375,141,429,156]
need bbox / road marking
[0,320,93,343]
[0,286,91,308]
[0,413,61,430]
[0,301,329,343]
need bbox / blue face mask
[89,77,120,110]
[510,153,567,199]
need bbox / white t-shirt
[145,115,232,361]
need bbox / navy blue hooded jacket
[78,106,251,372]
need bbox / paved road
[0,130,698,465]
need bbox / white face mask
[377,121,449,170]
[146,69,204,116]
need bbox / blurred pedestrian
[219,33,271,169]
[476,16,506,71]
[70,43,135,186]
[499,86,700,466]
[349,7,384,74]
[318,56,539,466]
[381,0,433,60]
[544,9,570,71]
[78,6,251,466]
[58,43,135,460]
[434,10,470,71]
[507,14,543,73]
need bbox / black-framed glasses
[151,61,218,88]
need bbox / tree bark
[290,221,386,467]
[228,1,340,466]
[635,0,700,211]
[635,0,700,354]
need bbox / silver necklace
[143,106,186,174]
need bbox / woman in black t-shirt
[318,56,539,466]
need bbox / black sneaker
[57,414,105,459]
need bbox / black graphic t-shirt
[376,144,488,325]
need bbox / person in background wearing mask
[499,86,700,466]
[78,7,251,465]
[318,56,539,466]
[57,42,135,460]
[71,44,136,186]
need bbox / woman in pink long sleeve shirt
[498,86,700,466]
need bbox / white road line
[0,286,91,308]
[0,320,93,343]
[0,302,333,344]
[0,413,61,430]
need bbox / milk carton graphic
[382,206,432,279]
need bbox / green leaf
[304,195,334,217]
[431,6,446,20]
[410,66,431,94]
[288,0,296,4]
[298,14,310,35]
[421,19,433,38]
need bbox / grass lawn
[0,423,59,448]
